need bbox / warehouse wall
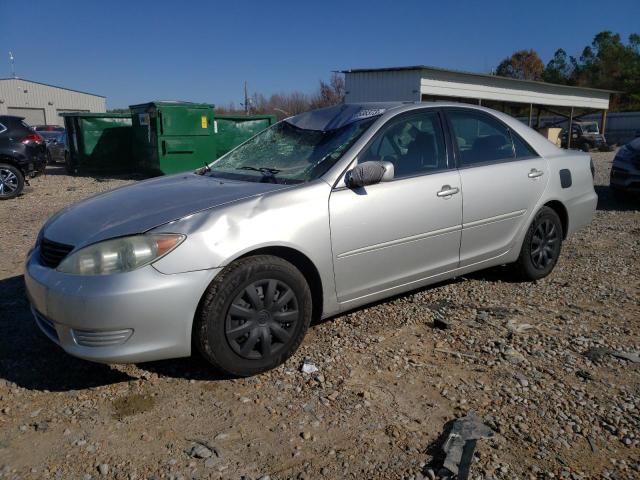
[0,79,106,126]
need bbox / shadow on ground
[137,356,229,382]
[0,275,133,392]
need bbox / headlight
[56,234,185,275]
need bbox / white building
[341,66,615,141]
[0,78,106,126]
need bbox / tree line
[216,73,345,119]
[496,31,640,111]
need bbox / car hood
[42,173,290,248]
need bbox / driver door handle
[437,185,460,197]
[528,168,544,178]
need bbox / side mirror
[346,161,394,188]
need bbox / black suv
[0,115,48,199]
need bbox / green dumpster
[214,114,277,158]
[129,101,215,175]
[61,113,133,174]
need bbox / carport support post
[528,104,533,127]
[601,110,608,136]
[567,107,574,149]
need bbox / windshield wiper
[238,166,281,175]
[194,162,212,175]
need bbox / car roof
[286,102,406,131]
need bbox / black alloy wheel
[513,206,563,280]
[0,164,24,200]
[529,218,560,270]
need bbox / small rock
[98,464,109,476]
[433,314,450,330]
[301,360,319,374]
[189,444,213,459]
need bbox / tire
[0,163,25,200]
[64,152,75,175]
[513,206,563,281]
[195,255,312,377]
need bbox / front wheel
[195,255,312,377]
[0,163,25,200]
[513,206,563,280]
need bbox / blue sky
[1,0,638,108]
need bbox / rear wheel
[0,163,24,200]
[195,255,312,376]
[513,206,563,280]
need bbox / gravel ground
[0,154,638,480]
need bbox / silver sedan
[25,102,597,376]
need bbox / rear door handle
[528,168,544,178]
[437,185,460,197]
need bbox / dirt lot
[0,155,638,480]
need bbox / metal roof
[0,78,106,98]
[339,65,619,94]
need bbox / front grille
[39,237,74,268]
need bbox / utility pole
[244,81,248,115]
[8,51,16,79]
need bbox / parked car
[560,121,610,152]
[40,131,68,164]
[25,103,597,376]
[0,115,48,199]
[610,137,640,200]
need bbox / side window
[359,111,447,178]
[512,133,537,158]
[448,111,515,166]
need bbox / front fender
[150,181,340,317]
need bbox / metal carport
[341,66,617,148]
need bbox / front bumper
[24,249,220,364]
[610,165,640,193]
